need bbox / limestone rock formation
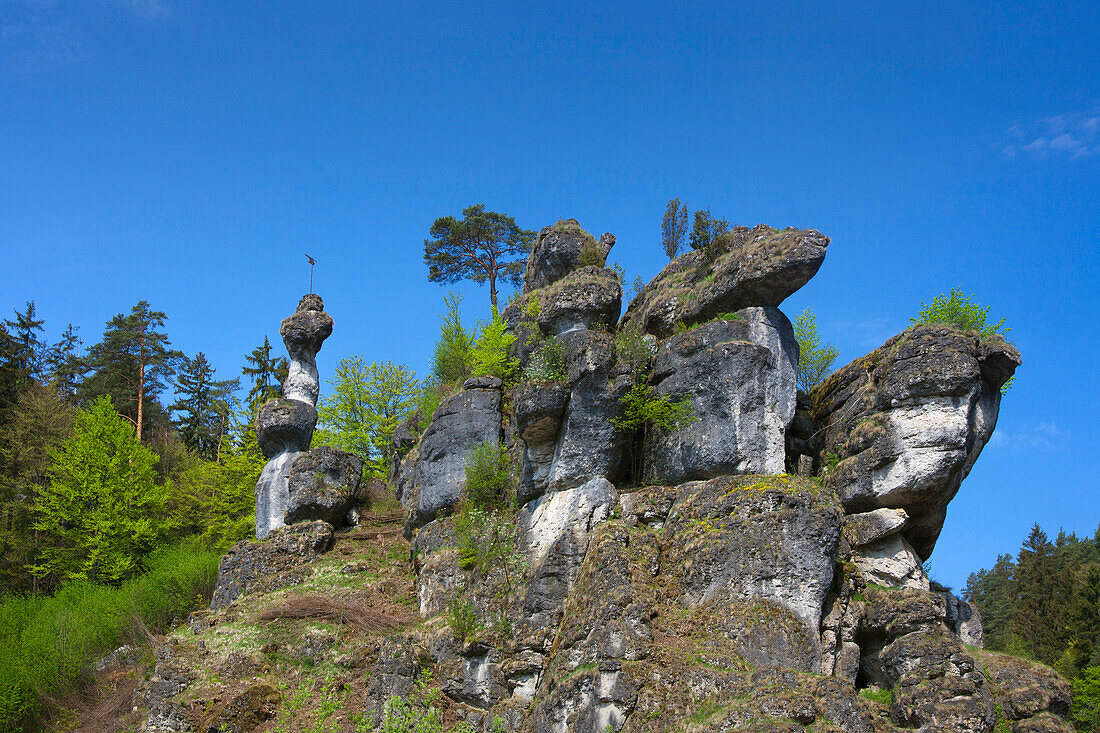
[811,325,1021,558]
[621,224,829,337]
[523,220,613,292]
[644,307,798,485]
[166,218,1065,733]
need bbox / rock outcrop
[811,325,1021,558]
[620,224,829,337]
[154,218,1062,733]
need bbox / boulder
[505,267,622,338]
[643,308,798,485]
[843,507,910,547]
[851,533,929,590]
[524,220,612,292]
[811,325,1021,558]
[412,385,503,529]
[973,649,1072,723]
[284,446,364,526]
[253,448,303,538]
[254,399,316,459]
[279,294,333,406]
[621,224,829,337]
[211,520,333,609]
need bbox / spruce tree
[170,353,239,460]
[242,336,288,410]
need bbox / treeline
[965,523,1100,730]
[0,299,286,596]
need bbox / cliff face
[131,219,1065,733]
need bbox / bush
[614,326,652,377]
[524,338,567,383]
[0,543,218,731]
[431,292,473,385]
[454,507,527,594]
[578,241,606,268]
[447,592,482,643]
[1073,667,1100,731]
[463,441,513,510]
[911,288,1009,339]
[469,310,518,383]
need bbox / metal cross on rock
[305,253,316,294]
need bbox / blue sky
[2,0,1098,590]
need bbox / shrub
[463,441,513,510]
[469,309,518,383]
[1073,667,1100,731]
[911,288,1009,339]
[612,383,696,481]
[454,507,527,594]
[614,326,652,377]
[447,592,482,643]
[578,241,606,268]
[524,338,567,383]
[430,292,473,385]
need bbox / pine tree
[688,207,730,255]
[170,353,239,460]
[4,301,46,383]
[77,301,182,441]
[1013,524,1062,663]
[661,198,688,260]
[44,323,82,400]
[30,396,168,584]
[242,336,288,410]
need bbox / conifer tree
[242,336,288,410]
[170,353,239,460]
[77,301,181,441]
[30,396,167,584]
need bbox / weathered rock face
[974,649,1073,730]
[811,325,1021,558]
[253,295,334,537]
[644,307,798,485]
[211,520,333,609]
[406,382,503,530]
[505,267,622,338]
[621,224,829,337]
[284,446,363,526]
[523,220,613,292]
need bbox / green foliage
[315,358,420,478]
[469,309,518,383]
[463,441,513,510]
[169,352,239,460]
[241,336,288,410]
[423,203,536,310]
[662,198,689,259]
[31,396,170,585]
[965,522,1100,690]
[858,687,893,705]
[793,307,840,391]
[454,506,527,594]
[368,670,447,733]
[431,292,474,386]
[612,383,696,435]
[0,543,218,732]
[447,592,482,643]
[614,326,652,377]
[688,207,730,256]
[1072,667,1100,731]
[912,288,1009,339]
[578,240,606,268]
[524,337,567,383]
[415,381,447,434]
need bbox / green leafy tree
[688,207,730,255]
[470,309,518,382]
[661,198,689,259]
[241,336,288,410]
[613,383,696,481]
[77,301,182,441]
[431,292,474,385]
[911,288,1009,339]
[793,307,840,391]
[463,440,513,510]
[169,352,239,460]
[315,358,420,478]
[423,204,536,309]
[30,396,169,584]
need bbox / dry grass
[257,591,414,635]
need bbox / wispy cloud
[996,105,1100,159]
[832,317,897,352]
[987,421,1068,451]
[2,0,167,72]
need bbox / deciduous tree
[793,308,839,391]
[661,198,688,260]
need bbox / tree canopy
[423,204,535,309]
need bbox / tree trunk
[489,271,498,311]
[136,360,145,441]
